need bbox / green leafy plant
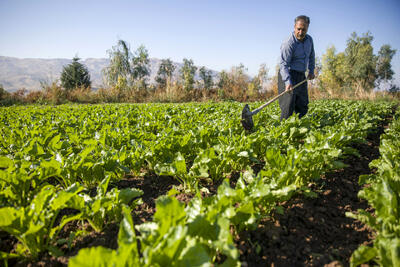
[69,205,140,267]
[0,100,395,266]
[347,109,400,267]
[79,176,143,232]
[0,184,84,259]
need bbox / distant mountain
[0,56,218,92]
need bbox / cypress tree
[60,56,91,90]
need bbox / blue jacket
[280,32,315,86]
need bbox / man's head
[294,15,310,41]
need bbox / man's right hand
[285,84,293,92]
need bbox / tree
[103,40,150,90]
[248,64,268,99]
[132,45,150,89]
[217,70,229,98]
[103,40,134,88]
[252,64,268,91]
[320,32,397,94]
[376,44,396,85]
[0,84,8,100]
[156,58,175,88]
[319,46,346,93]
[199,66,213,90]
[217,64,249,100]
[343,32,376,93]
[388,83,400,93]
[60,56,91,90]
[180,58,197,91]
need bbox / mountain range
[0,56,217,92]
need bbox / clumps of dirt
[0,231,18,258]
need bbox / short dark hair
[295,15,310,25]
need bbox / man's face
[294,20,308,41]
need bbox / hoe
[241,79,307,130]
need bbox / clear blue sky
[1,0,400,84]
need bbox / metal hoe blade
[241,104,254,130]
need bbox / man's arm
[280,40,294,90]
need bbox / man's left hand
[307,73,315,80]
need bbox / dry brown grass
[41,82,66,105]
[67,87,95,103]
[2,76,398,106]
[309,81,399,101]
[25,90,45,103]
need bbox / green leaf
[0,156,13,168]
[177,237,211,266]
[39,159,62,180]
[0,207,19,227]
[26,141,45,157]
[51,183,84,210]
[97,176,111,196]
[116,205,140,265]
[350,245,377,267]
[275,206,284,215]
[390,238,400,267]
[47,134,62,150]
[332,160,348,169]
[167,187,181,197]
[156,225,188,264]
[0,251,19,260]
[358,174,372,185]
[47,245,64,257]
[214,216,239,260]
[30,185,55,214]
[154,196,186,237]
[154,163,175,176]
[187,215,216,241]
[118,206,136,246]
[25,220,45,236]
[174,152,187,174]
[118,188,143,204]
[69,246,116,267]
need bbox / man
[279,15,315,120]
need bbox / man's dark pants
[278,70,308,120]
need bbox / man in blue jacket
[279,15,315,120]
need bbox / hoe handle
[251,79,308,115]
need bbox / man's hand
[307,73,315,80]
[285,84,293,92]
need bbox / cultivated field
[0,100,398,266]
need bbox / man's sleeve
[279,40,293,86]
[308,38,315,75]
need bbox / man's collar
[292,32,308,43]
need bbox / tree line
[60,40,216,94]
[0,31,398,105]
[55,39,269,102]
[319,31,398,94]
[60,31,397,98]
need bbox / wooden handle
[251,79,307,115]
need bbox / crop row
[347,106,400,267]
[0,100,395,265]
